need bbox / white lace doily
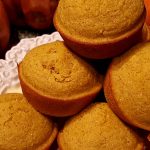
[0,32,63,94]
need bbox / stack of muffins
[1,0,150,149]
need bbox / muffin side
[104,42,150,131]
[54,0,145,59]
[18,41,103,116]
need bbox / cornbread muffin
[58,103,144,150]
[54,0,145,59]
[104,42,150,131]
[18,41,103,117]
[0,93,57,150]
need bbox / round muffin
[58,103,144,150]
[54,0,145,59]
[18,41,103,117]
[104,42,150,131]
[0,93,57,150]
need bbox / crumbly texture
[55,0,144,41]
[108,42,150,130]
[19,41,102,99]
[58,103,144,150]
[0,93,54,150]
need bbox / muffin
[104,42,150,131]
[54,0,145,59]
[18,41,103,117]
[0,93,57,150]
[58,103,144,150]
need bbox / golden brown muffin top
[58,103,144,150]
[110,42,150,131]
[55,0,144,41]
[19,41,102,99]
[0,93,54,150]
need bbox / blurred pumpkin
[21,0,58,30]
[144,0,150,26]
[0,0,10,54]
[2,0,26,26]
[0,0,58,56]
[2,0,58,29]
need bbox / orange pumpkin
[0,0,10,54]
[21,0,58,30]
[2,0,58,29]
[144,0,150,26]
[2,0,26,26]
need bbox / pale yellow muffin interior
[110,42,150,130]
[55,0,144,41]
[19,41,102,99]
[0,93,54,150]
[58,103,143,150]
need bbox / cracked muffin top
[58,103,144,150]
[19,41,102,99]
[0,93,56,150]
[54,0,145,41]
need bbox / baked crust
[54,0,145,59]
[54,13,145,59]
[57,103,145,150]
[0,93,58,150]
[18,70,101,116]
[104,64,136,126]
[18,41,103,117]
[104,43,150,131]
[37,124,58,150]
